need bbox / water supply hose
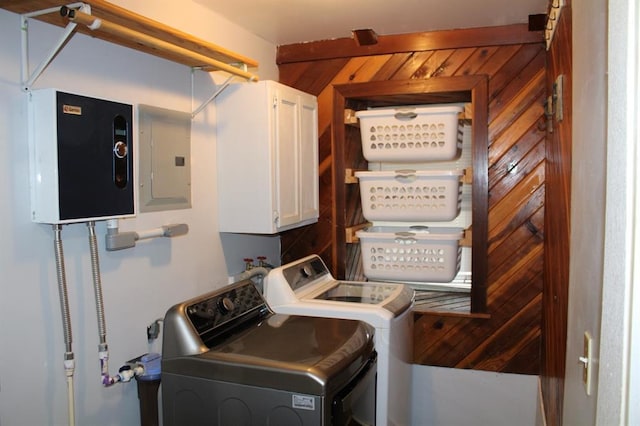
[235,266,271,293]
[87,221,106,343]
[87,221,120,386]
[53,224,75,426]
[65,374,75,426]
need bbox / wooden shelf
[462,166,473,184]
[461,226,472,247]
[344,168,362,184]
[344,108,359,126]
[2,0,259,80]
[345,222,370,243]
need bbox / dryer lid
[164,314,375,395]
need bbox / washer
[264,255,415,426]
[162,279,377,426]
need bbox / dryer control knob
[218,297,235,314]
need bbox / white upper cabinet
[216,80,319,234]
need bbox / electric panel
[138,104,191,213]
[28,89,134,224]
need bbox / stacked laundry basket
[354,104,470,288]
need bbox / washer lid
[269,254,415,317]
[163,314,375,395]
[309,281,415,316]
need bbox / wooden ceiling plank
[277,24,543,64]
[454,46,499,77]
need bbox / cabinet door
[299,95,319,222]
[217,81,318,234]
[274,87,301,229]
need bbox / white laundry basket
[357,226,464,283]
[355,169,463,222]
[355,105,463,162]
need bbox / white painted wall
[565,0,640,425]
[596,0,639,424]
[562,1,607,425]
[411,366,539,426]
[0,2,277,425]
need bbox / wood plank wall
[542,4,572,425]
[278,25,547,375]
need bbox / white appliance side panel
[28,89,60,223]
[217,82,276,233]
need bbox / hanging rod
[60,6,258,81]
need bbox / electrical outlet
[580,331,593,395]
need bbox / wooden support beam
[278,24,544,64]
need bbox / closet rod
[60,6,258,81]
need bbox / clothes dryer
[162,279,377,425]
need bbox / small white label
[292,394,315,411]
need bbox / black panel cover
[56,91,133,220]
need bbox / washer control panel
[185,280,270,345]
[282,255,331,291]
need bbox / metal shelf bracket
[191,73,235,119]
[17,1,259,114]
[20,2,87,91]
[190,62,258,119]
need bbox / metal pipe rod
[62,8,257,81]
[22,2,85,18]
